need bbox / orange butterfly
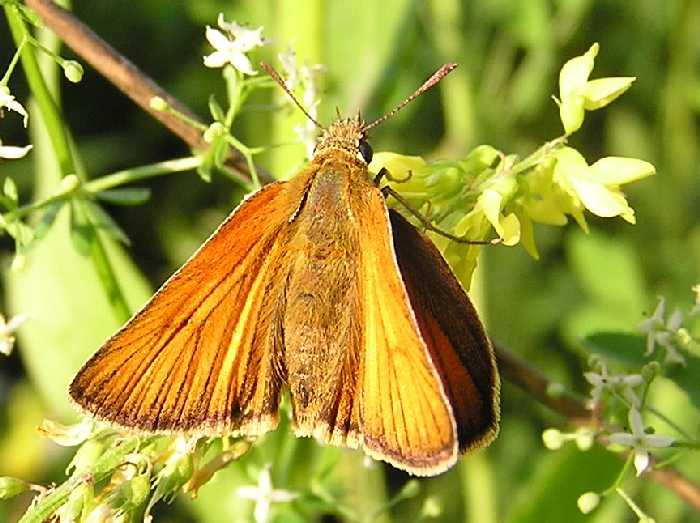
[70,63,500,476]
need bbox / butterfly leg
[382,185,495,245]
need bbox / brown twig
[24,0,273,184]
[494,341,700,512]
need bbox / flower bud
[0,476,29,499]
[149,96,168,112]
[542,428,564,450]
[63,60,84,83]
[577,491,600,514]
[641,361,661,381]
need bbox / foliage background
[0,0,698,521]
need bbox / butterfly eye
[358,139,373,163]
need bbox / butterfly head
[313,116,373,165]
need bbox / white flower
[275,46,324,158]
[608,408,674,476]
[278,47,300,90]
[37,418,94,446]
[0,86,28,127]
[639,297,686,365]
[237,465,297,523]
[203,14,266,75]
[0,313,28,356]
[584,362,642,408]
[0,139,32,159]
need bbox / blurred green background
[1,0,698,521]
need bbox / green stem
[512,136,567,175]
[4,3,75,176]
[225,135,260,188]
[85,156,202,193]
[4,185,76,220]
[3,156,201,222]
[0,34,26,85]
[602,453,634,497]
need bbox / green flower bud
[68,439,105,475]
[398,479,420,499]
[0,476,29,499]
[420,496,442,518]
[546,382,566,397]
[203,122,226,143]
[149,96,168,112]
[542,428,564,450]
[59,174,81,194]
[577,491,600,514]
[641,361,661,381]
[62,60,84,83]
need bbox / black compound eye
[358,139,373,163]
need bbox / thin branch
[493,341,700,512]
[24,0,273,184]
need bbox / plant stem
[5,3,75,176]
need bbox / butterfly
[69,63,500,476]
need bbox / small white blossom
[608,408,674,476]
[203,14,266,75]
[0,85,28,127]
[279,51,323,159]
[584,361,642,408]
[237,466,297,523]
[38,418,94,446]
[0,139,32,159]
[278,47,300,90]
[0,313,28,356]
[639,297,687,365]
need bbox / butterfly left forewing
[70,180,303,436]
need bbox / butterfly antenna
[260,62,324,130]
[362,63,458,133]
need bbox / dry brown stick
[494,341,700,512]
[24,0,273,184]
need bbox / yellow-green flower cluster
[369,44,655,288]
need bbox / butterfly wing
[352,188,460,475]
[70,181,300,436]
[389,209,500,451]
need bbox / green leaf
[84,201,131,245]
[33,201,64,241]
[208,94,226,122]
[95,188,151,206]
[582,332,700,410]
[69,200,94,256]
[3,177,19,203]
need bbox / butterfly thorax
[313,118,367,167]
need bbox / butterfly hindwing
[389,209,500,451]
